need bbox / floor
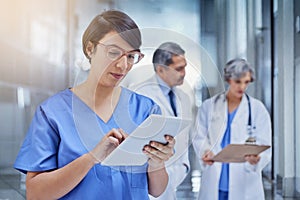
[0,169,25,200]
[175,170,300,200]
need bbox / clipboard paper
[101,114,191,166]
[212,144,270,163]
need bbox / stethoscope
[214,92,256,144]
[245,94,256,144]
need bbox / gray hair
[152,42,185,71]
[223,58,256,82]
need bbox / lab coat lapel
[150,76,176,116]
[230,94,249,143]
[209,93,228,152]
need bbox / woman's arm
[26,153,96,200]
[143,135,175,197]
[26,128,126,200]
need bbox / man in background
[130,42,194,200]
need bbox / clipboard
[101,114,192,166]
[212,144,270,163]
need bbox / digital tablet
[101,114,192,166]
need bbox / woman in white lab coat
[193,58,272,200]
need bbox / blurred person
[14,10,175,200]
[193,58,272,200]
[131,42,194,200]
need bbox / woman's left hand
[245,154,261,165]
[143,135,175,170]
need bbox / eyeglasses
[97,42,144,65]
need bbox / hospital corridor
[0,0,300,199]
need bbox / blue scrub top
[219,108,237,193]
[14,88,161,200]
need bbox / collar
[155,74,173,96]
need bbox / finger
[144,151,167,168]
[164,135,175,147]
[203,151,214,159]
[149,141,167,152]
[109,128,124,142]
[143,149,162,162]
[206,161,214,165]
[149,141,174,156]
[143,145,169,161]
[202,157,214,165]
[143,150,166,170]
[107,136,121,146]
[257,156,261,162]
[202,152,209,160]
[118,128,128,140]
[244,155,252,163]
[203,157,214,163]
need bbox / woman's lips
[111,73,124,80]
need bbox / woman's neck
[72,80,120,107]
[72,81,121,122]
[226,91,242,103]
[226,91,242,113]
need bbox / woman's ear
[86,41,95,58]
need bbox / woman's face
[88,31,140,88]
[228,72,252,99]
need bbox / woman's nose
[241,83,248,90]
[116,55,129,70]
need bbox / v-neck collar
[68,87,124,125]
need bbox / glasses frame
[97,42,144,65]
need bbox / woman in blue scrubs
[14,10,175,200]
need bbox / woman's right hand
[202,150,215,165]
[89,128,128,163]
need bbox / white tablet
[101,114,192,166]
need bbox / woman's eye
[127,54,136,59]
[108,51,121,58]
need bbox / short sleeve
[14,106,60,174]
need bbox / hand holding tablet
[101,114,192,166]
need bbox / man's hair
[152,42,185,71]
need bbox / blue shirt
[219,108,237,192]
[14,87,161,200]
[155,74,177,115]
[156,74,171,96]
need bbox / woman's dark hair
[82,10,141,61]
